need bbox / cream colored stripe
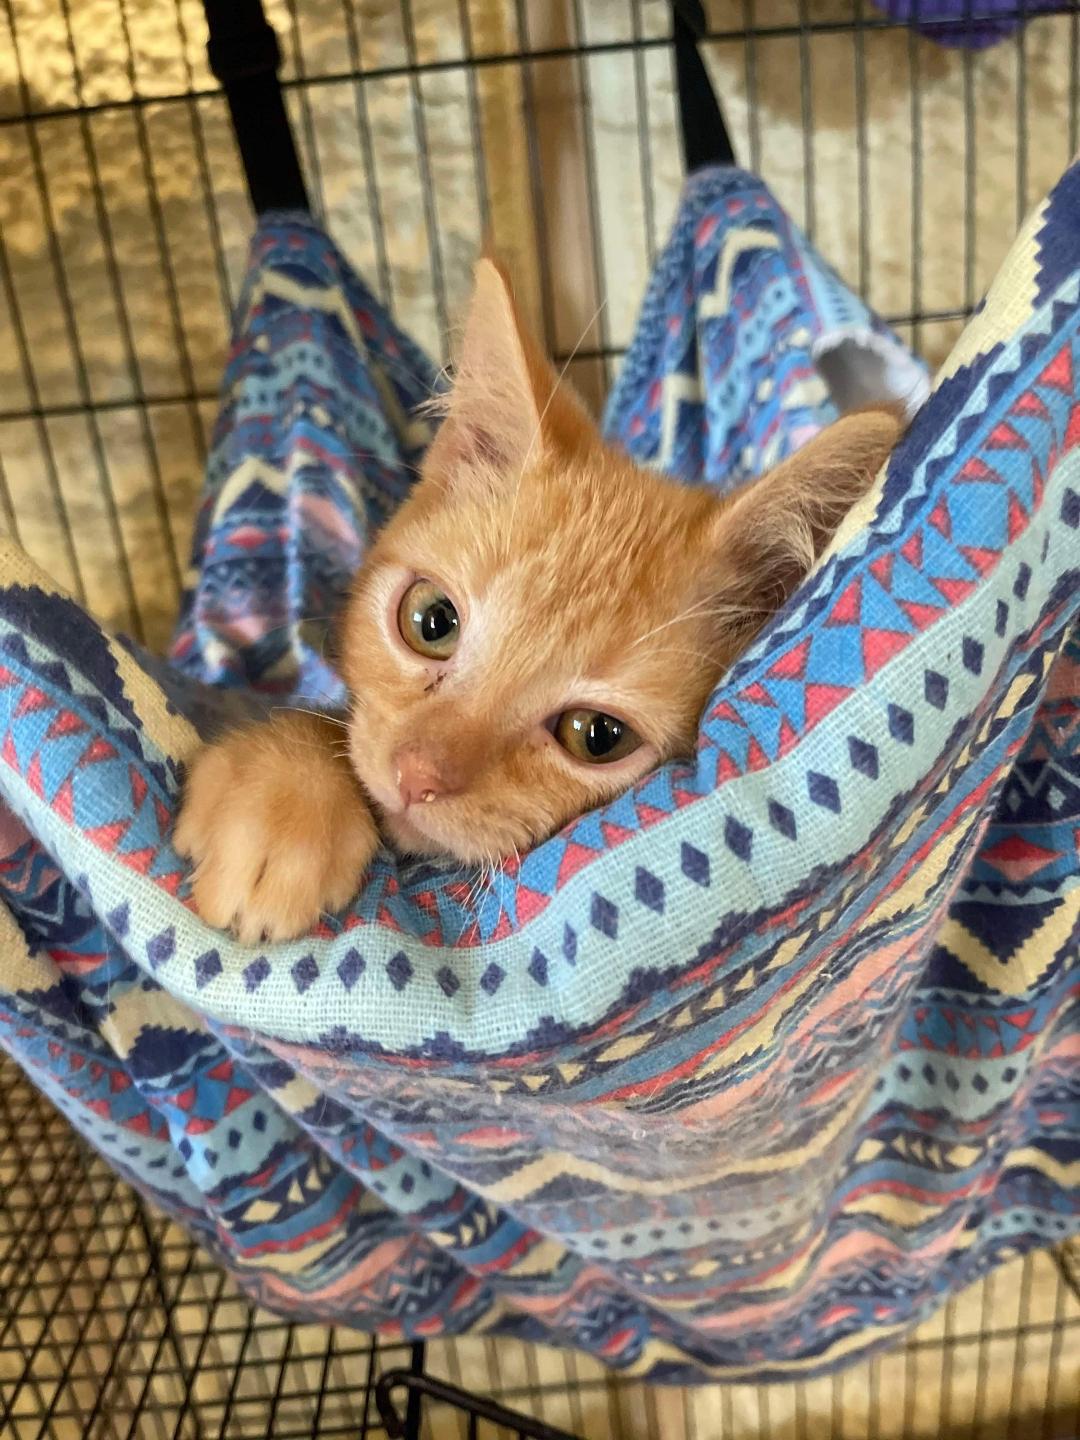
[1002,1147,1080,1189]
[0,898,54,994]
[698,228,782,319]
[939,894,1079,996]
[624,1319,911,1380]
[474,1087,865,1203]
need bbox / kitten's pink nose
[394,744,458,808]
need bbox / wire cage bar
[1,1,1079,1436]
[1,0,1078,647]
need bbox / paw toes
[176,737,375,945]
[195,895,238,935]
[321,868,365,918]
[172,813,200,861]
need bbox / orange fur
[176,259,902,941]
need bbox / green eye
[398,579,460,660]
[555,708,642,765]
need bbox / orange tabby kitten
[175,260,901,943]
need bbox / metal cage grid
[1,0,1079,649]
[1,1,1080,1436]
[1,1057,591,1439]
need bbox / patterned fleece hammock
[0,162,1077,1384]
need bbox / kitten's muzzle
[393,741,463,809]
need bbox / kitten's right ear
[424,259,595,482]
[712,408,903,632]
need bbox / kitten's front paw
[174,715,378,944]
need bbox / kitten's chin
[380,809,457,861]
[379,805,533,867]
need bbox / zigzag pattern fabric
[0,166,1076,1383]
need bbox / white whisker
[630,595,764,649]
[642,644,725,665]
[272,706,350,730]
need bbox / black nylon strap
[671,0,736,171]
[203,0,309,214]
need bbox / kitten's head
[339,260,900,864]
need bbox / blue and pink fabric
[0,162,1076,1381]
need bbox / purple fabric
[874,0,1061,49]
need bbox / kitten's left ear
[425,259,596,481]
[713,408,903,626]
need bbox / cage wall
[1,0,1079,652]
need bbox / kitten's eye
[555,709,642,765]
[398,579,460,660]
